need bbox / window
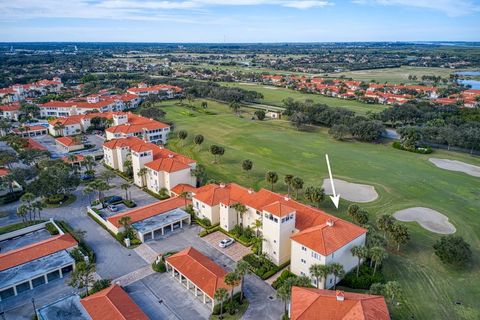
[301,246,307,251]
[273,240,276,243]
[300,271,305,276]
[332,252,335,259]
[311,252,320,260]
[301,259,306,264]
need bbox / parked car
[107,204,118,212]
[80,174,94,181]
[219,238,235,248]
[105,196,122,205]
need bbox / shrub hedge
[339,264,385,289]
[392,141,433,154]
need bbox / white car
[219,238,235,248]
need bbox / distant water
[455,71,480,76]
[457,79,480,89]
[455,71,480,89]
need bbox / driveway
[202,231,252,262]
[126,273,211,320]
[145,226,284,320]
[31,135,63,158]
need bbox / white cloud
[0,0,334,22]
[352,0,480,16]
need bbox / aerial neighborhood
[0,33,479,320]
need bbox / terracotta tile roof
[55,136,81,147]
[0,234,77,271]
[290,287,390,320]
[62,155,85,163]
[262,201,296,217]
[103,136,145,150]
[107,196,187,228]
[0,102,20,111]
[80,285,148,320]
[290,219,365,256]
[0,168,9,177]
[166,247,229,297]
[193,183,253,206]
[105,119,169,134]
[12,125,46,133]
[127,84,182,94]
[171,183,198,196]
[26,138,47,151]
[145,157,190,173]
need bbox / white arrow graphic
[325,154,340,209]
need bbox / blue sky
[0,0,479,42]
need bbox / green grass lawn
[332,66,460,84]
[159,99,480,319]
[220,82,385,115]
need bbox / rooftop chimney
[168,154,174,158]
[326,219,334,227]
[219,183,226,188]
[284,196,289,201]
[336,291,345,301]
[248,188,254,194]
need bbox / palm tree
[370,246,388,276]
[137,167,148,187]
[16,205,28,224]
[33,201,45,221]
[329,263,344,290]
[179,191,189,208]
[291,177,304,199]
[304,186,325,208]
[224,272,240,303]
[385,281,402,305]
[118,216,132,234]
[232,202,247,227]
[88,180,110,204]
[120,183,131,201]
[347,204,360,218]
[351,246,369,277]
[229,101,241,116]
[20,192,35,221]
[284,174,294,197]
[377,214,395,238]
[254,219,262,237]
[178,130,188,146]
[53,123,64,136]
[214,288,229,319]
[242,159,253,175]
[83,155,95,172]
[194,134,204,150]
[265,171,278,191]
[309,264,331,289]
[276,283,290,315]
[83,186,95,205]
[235,260,250,302]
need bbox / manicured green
[333,66,458,84]
[220,82,385,115]
[156,99,480,320]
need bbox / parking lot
[202,231,252,262]
[31,133,105,159]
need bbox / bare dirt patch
[429,158,480,178]
[394,207,456,234]
[322,178,378,203]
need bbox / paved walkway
[201,231,252,262]
[265,265,289,286]
[134,243,159,264]
[113,265,155,287]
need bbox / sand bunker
[394,207,456,234]
[322,179,378,203]
[429,158,480,178]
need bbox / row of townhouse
[49,111,171,144]
[189,182,366,289]
[103,137,197,193]
[39,93,141,118]
[0,102,21,121]
[262,74,447,106]
[126,83,183,98]
[0,77,63,104]
[433,89,480,108]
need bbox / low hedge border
[392,141,433,154]
[142,188,170,201]
[199,225,220,237]
[103,163,133,183]
[86,210,140,249]
[56,220,96,263]
[218,228,253,247]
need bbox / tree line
[282,98,385,142]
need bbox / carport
[132,208,191,243]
